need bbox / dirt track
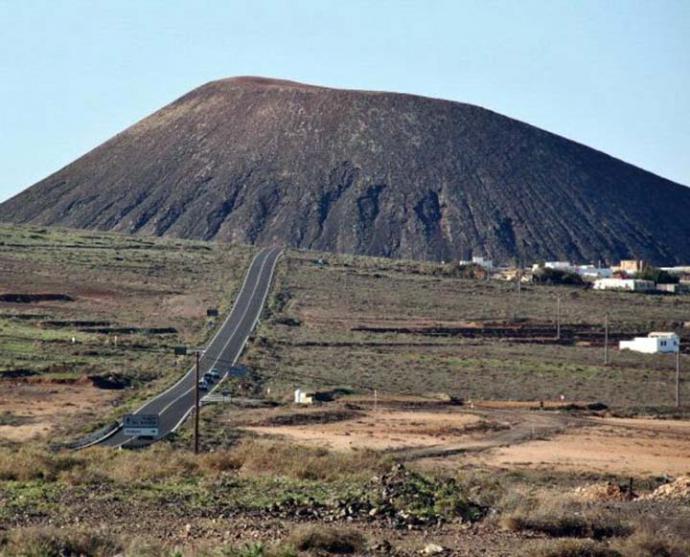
[395,407,585,461]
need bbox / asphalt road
[98,246,282,448]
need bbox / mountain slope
[1,76,689,264]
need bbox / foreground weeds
[287,525,365,554]
[203,439,389,481]
[500,496,632,539]
[0,440,388,486]
[2,441,690,556]
[526,530,690,557]
[526,538,620,557]
[0,526,120,557]
[0,527,302,557]
[503,489,690,557]
[611,527,690,557]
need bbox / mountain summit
[2,76,689,264]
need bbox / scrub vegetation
[1,225,689,555]
[248,249,690,407]
[0,224,253,440]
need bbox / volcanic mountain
[2,76,689,264]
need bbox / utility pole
[512,266,522,322]
[194,350,200,454]
[556,295,561,341]
[604,313,609,365]
[676,346,681,408]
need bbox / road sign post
[195,350,200,454]
[123,414,159,438]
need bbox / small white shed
[619,332,680,354]
[294,388,314,404]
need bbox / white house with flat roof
[593,278,655,292]
[620,332,680,354]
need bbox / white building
[656,283,684,294]
[660,266,690,274]
[545,261,573,271]
[294,388,313,404]
[575,265,613,279]
[593,278,655,292]
[620,332,680,354]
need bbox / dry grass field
[246,249,690,408]
[1,226,690,556]
[0,224,253,442]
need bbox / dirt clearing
[469,415,690,477]
[240,398,690,478]
[243,408,489,451]
[0,382,118,441]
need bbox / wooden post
[604,313,609,365]
[513,269,522,322]
[556,295,561,340]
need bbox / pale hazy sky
[1,0,688,202]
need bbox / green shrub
[532,268,584,286]
[636,267,679,284]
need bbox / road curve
[97,246,282,448]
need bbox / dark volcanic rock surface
[2,76,689,264]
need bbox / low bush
[0,440,387,486]
[0,526,120,557]
[636,267,679,284]
[0,447,83,482]
[440,263,489,280]
[526,539,620,557]
[219,542,297,557]
[612,528,690,557]
[218,439,388,481]
[288,525,365,554]
[500,498,631,539]
[97,445,200,483]
[532,268,584,286]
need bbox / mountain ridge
[1,76,689,264]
